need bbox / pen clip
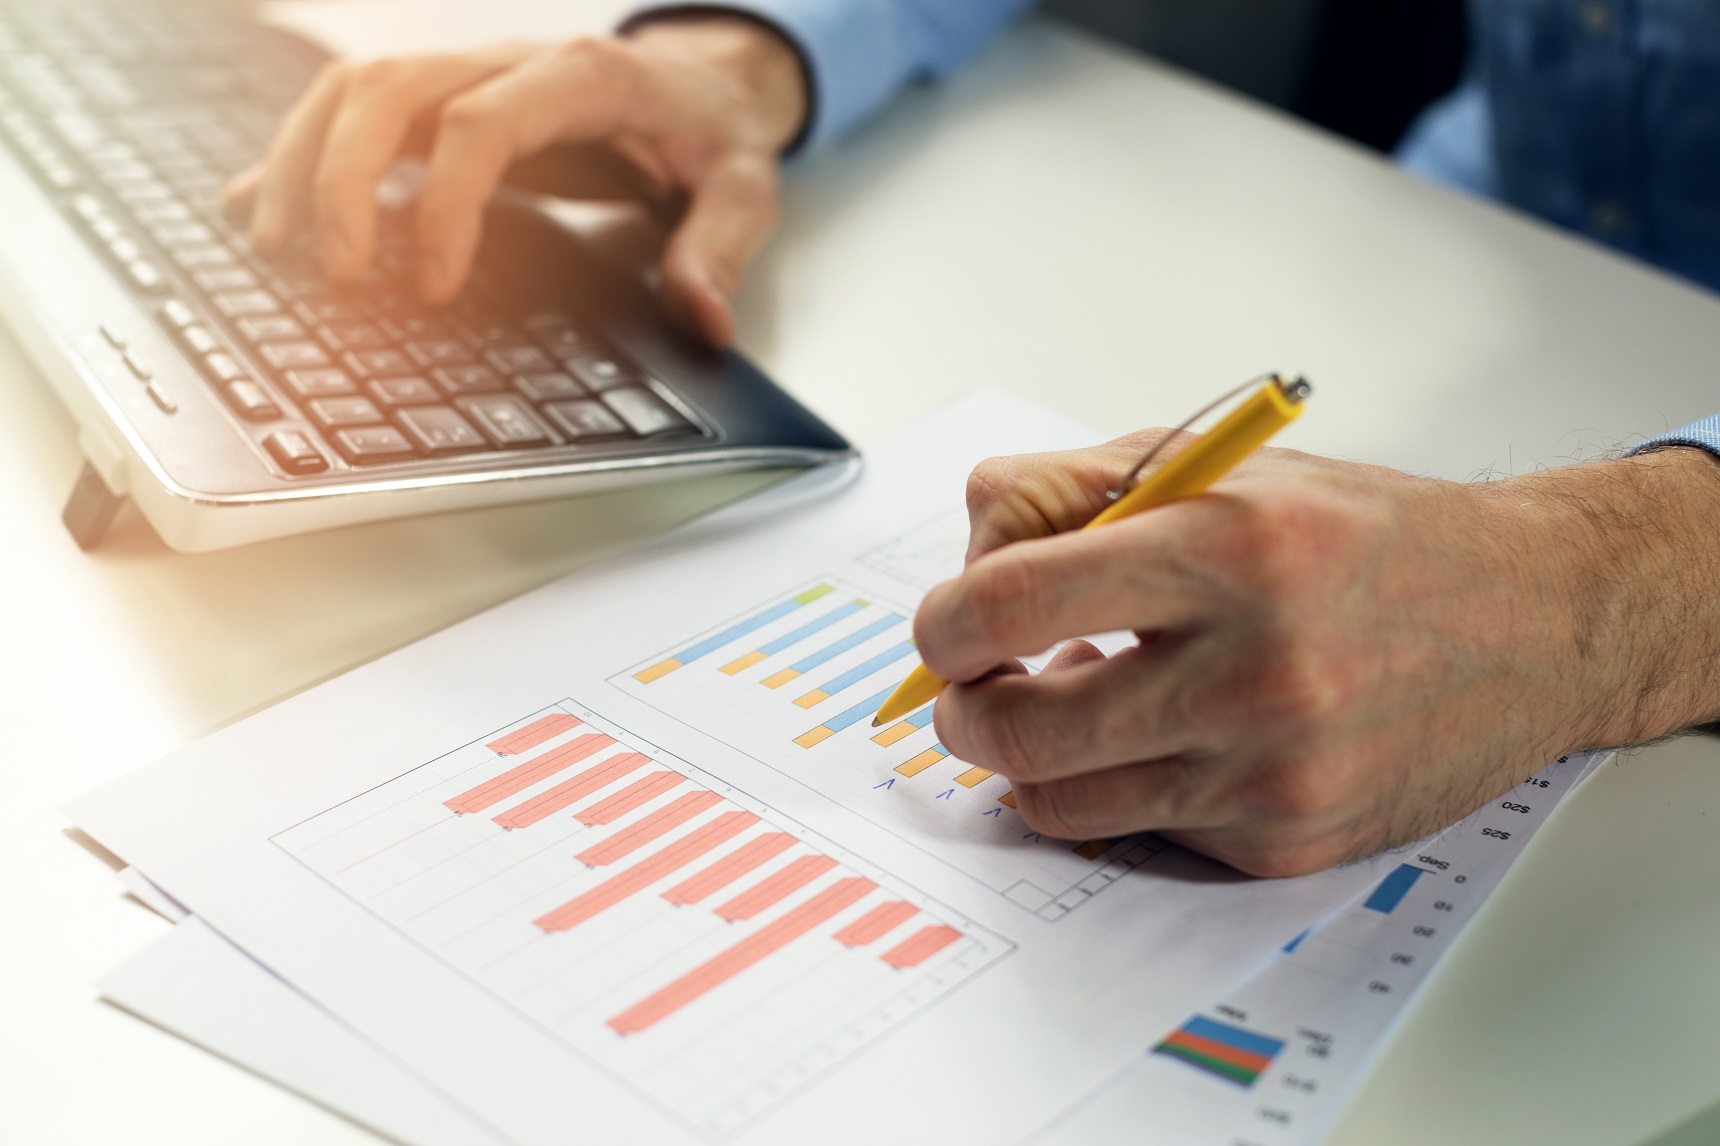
[1106,373,1312,500]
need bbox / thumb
[659,152,778,346]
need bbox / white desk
[4,9,1720,1145]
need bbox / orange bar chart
[533,812,758,933]
[896,743,949,777]
[662,833,797,906]
[490,750,649,829]
[445,732,616,814]
[576,791,724,866]
[832,901,918,947]
[634,585,835,683]
[954,766,993,788]
[607,877,878,1035]
[880,925,962,969]
[715,855,838,921]
[486,713,580,756]
[574,768,683,825]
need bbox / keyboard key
[237,314,306,342]
[263,429,328,475]
[330,425,417,465]
[282,368,358,400]
[455,394,557,448]
[109,237,142,263]
[541,399,629,439]
[293,296,346,324]
[215,289,280,316]
[160,298,196,328]
[366,376,441,407]
[344,348,415,377]
[178,324,219,356]
[381,314,446,341]
[602,386,696,436]
[223,378,280,420]
[126,259,165,291]
[306,396,385,429]
[396,405,488,455]
[151,221,214,246]
[513,371,587,402]
[172,243,234,268]
[194,266,258,292]
[431,363,505,395]
[319,320,389,350]
[405,338,474,367]
[564,354,633,392]
[259,341,331,370]
[203,352,247,383]
[485,343,556,374]
[133,200,194,224]
[524,315,587,355]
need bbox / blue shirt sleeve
[626,0,1031,152]
[1626,415,1720,461]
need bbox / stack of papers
[66,394,1605,1145]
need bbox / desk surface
[5,7,1720,1145]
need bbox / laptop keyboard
[0,0,708,476]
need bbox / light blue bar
[671,595,810,663]
[906,704,936,728]
[811,640,916,699]
[822,683,902,733]
[788,614,902,673]
[1363,864,1426,914]
[928,742,948,756]
[758,599,864,655]
[1181,1016,1286,1060]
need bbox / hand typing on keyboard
[223,15,808,347]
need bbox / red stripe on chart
[832,901,918,947]
[534,811,758,932]
[1159,1030,1275,1075]
[446,733,617,814]
[661,833,796,905]
[880,925,963,968]
[576,791,724,866]
[714,855,838,921]
[491,752,652,829]
[574,770,685,825]
[486,713,581,756]
[607,877,877,1035]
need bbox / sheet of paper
[1034,749,1612,1146]
[102,916,498,1146]
[67,394,1401,1146]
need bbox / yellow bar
[794,726,836,748]
[1074,839,1110,860]
[633,658,683,684]
[793,689,831,709]
[793,583,836,605]
[896,749,946,777]
[761,668,801,689]
[998,792,1017,808]
[871,722,918,747]
[954,767,993,788]
[720,650,767,675]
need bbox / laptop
[0,0,853,552]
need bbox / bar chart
[272,703,1009,1134]
[613,577,1171,920]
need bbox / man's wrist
[623,12,809,152]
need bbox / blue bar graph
[1363,864,1426,914]
[763,614,903,688]
[758,600,865,656]
[797,640,917,706]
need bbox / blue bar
[822,683,902,733]
[906,704,936,728]
[1363,864,1426,915]
[758,600,865,655]
[811,640,916,698]
[928,742,949,756]
[1182,1016,1286,1060]
[788,614,902,673]
[1282,928,1310,954]
[671,597,809,663]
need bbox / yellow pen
[871,373,1312,727]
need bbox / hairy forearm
[1487,447,1720,749]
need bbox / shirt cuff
[1624,414,1720,460]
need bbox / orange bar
[870,721,917,747]
[486,713,580,756]
[632,658,683,684]
[607,877,877,1035]
[662,832,796,905]
[998,792,1017,808]
[715,855,839,921]
[445,733,616,814]
[832,901,917,947]
[576,791,724,866]
[1160,1030,1275,1075]
[490,751,650,829]
[761,668,800,689]
[954,766,993,788]
[896,748,946,777]
[574,769,685,825]
[1074,839,1111,860]
[721,650,767,675]
[533,811,758,932]
[880,925,963,968]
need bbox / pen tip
[870,716,885,727]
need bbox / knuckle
[965,455,1020,515]
[1012,782,1094,840]
[436,92,494,134]
[348,56,410,94]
